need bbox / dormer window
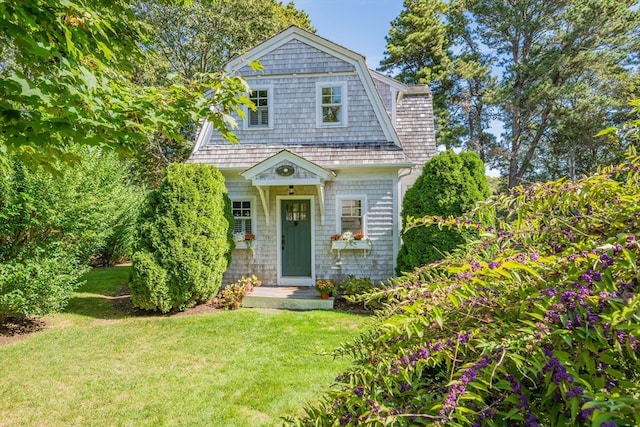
[317,82,347,127]
[246,87,272,129]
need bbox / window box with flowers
[233,232,256,257]
[330,231,372,257]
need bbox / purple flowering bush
[287,149,640,426]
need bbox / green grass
[0,267,370,427]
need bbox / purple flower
[566,386,584,398]
[418,347,429,359]
[544,356,575,384]
[488,261,498,269]
[440,383,465,417]
[507,374,539,427]
[579,272,593,285]
[354,386,364,397]
[530,252,539,261]
[599,253,614,268]
[458,331,471,343]
[339,413,353,425]
[578,403,597,422]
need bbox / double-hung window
[338,197,364,235]
[247,87,271,129]
[317,82,347,127]
[232,200,253,235]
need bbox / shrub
[0,149,142,320]
[130,163,234,313]
[339,276,375,297]
[93,189,144,266]
[397,150,490,274]
[214,275,261,310]
[0,252,88,322]
[289,148,640,426]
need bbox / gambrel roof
[189,26,435,173]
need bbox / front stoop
[243,286,334,310]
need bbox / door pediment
[241,150,334,226]
[241,149,335,186]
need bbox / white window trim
[231,196,257,249]
[335,195,367,235]
[244,85,273,130]
[316,82,348,128]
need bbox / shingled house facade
[188,26,436,286]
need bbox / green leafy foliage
[339,276,376,297]
[289,147,640,426]
[397,150,490,273]
[0,149,143,320]
[0,0,253,172]
[130,163,234,313]
[0,254,86,322]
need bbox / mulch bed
[0,316,46,346]
[0,288,373,346]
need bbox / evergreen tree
[381,0,640,186]
[130,163,234,313]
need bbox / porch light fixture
[289,185,295,195]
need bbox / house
[188,26,436,287]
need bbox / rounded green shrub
[130,163,234,313]
[397,150,490,273]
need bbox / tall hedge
[130,163,234,313]
[397,150,490,273]
[0,149,143,321]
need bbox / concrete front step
[242,286,334,310]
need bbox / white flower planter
[330,239,372,257]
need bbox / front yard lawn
[0,267,370,427]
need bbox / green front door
[281,200,312,277]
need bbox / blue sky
[293,0,404,69]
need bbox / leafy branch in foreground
[0,0,253,172]
[288,147,640,426]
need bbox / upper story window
[317,82,347,127]
[246,87,272,129]
[338,197,365,235]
